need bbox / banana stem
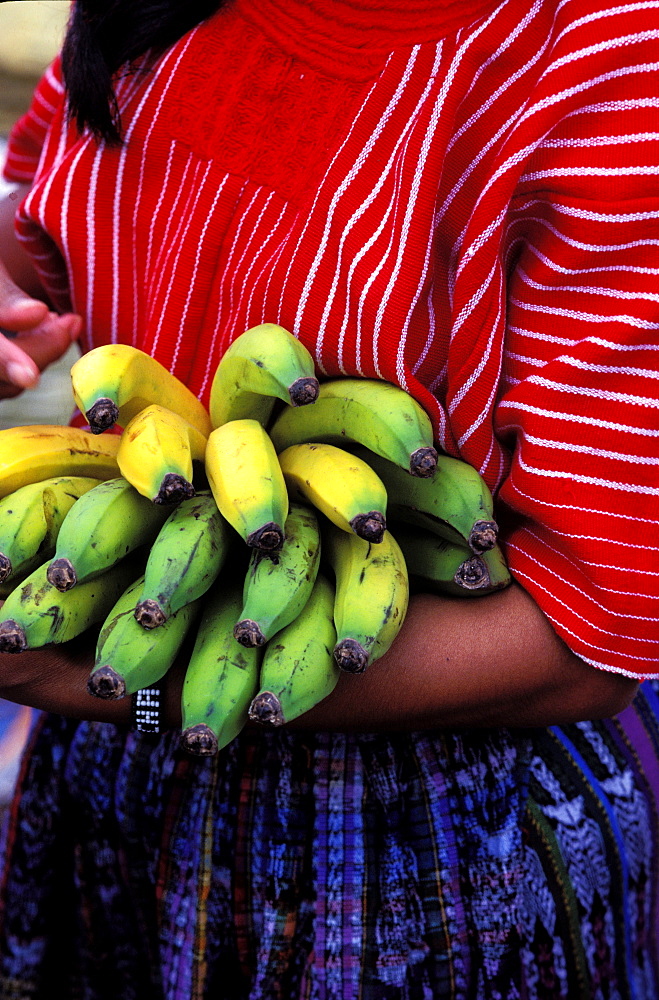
[134,599,168,630]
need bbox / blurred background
[0,0,77,432]
[0,1,73,818]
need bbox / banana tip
[0,619,27,653]
[86,397,119,433]
[409,446,438,478]
[248,691,285,726]
[468,520,498,554]
[46,558,77,592]
[134,599,167,629]
[180,724,219,756]
[246,522,285,555]
[233,620,267,647]
[350,511,386,544]
[0,555,12,583]
[154,474,195,505]
[87,665,126,700]
[288,376,320,406]
[333,638,369,674]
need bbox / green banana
[353,447,498,553]
[0,476,100,586]
[88,573,201,700]
[180,579,262,756]
[248,572,339,727]
[46,477,170,591]
[133,490,234,629]
[392,521,511,596]
[0,555,142,652]
[269,377,438,477]
[278,442,388,544]
[209,323,320,428]
[205,418,289,555]
[233,502,321,647]
[322,521,409,674]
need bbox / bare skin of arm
[0,583,639,732]
[0,183,82,395]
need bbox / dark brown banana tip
[454,555,490,591]
[288,376,320,407]
[0,555,12,584]
[0,620,27,653]
[246,522,285,555]
[180,724,219,756]
[248,691,285,726]
[349,510,386,544]
[468,519,498,554]
[86,665,127,700]
[233,619,267,648]
[86,397,119,434]
[333,637,369,674]
[46,558,77,592]
[134,599,167,630]
[409,446,439,478]
[154,474,195,505]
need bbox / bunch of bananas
[0,323,510,755]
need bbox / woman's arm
[0,581,639,732]
[0,183,82,395]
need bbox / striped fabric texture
[4,0,659,677]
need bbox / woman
[0,1,657,997]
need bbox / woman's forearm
[288,583,640,731]
[0,182,44,299]
[0,583,639,732]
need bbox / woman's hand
[0,182,82,397]
[0,261,82,397]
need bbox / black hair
[61,0,226,144]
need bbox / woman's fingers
[0,313,82,396]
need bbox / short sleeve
[2,56,65,185]
[494,115,659,678]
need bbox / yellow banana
[205,418,289,556]
[70,343,212,437]
[392,521,511,596]
[278,442,387,544]
[208,323,319,428]
[46,477,170,591]
[0,423,120,499]
[323,521,409,674]
[180,578,262,756]
[269,377,438,477]
[354,447,498,554]
[117,403,208,504]
[0,476,100,586]
[233,502,321,647]
[0,555,142,652]
[247,572,339,727]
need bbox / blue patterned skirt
[1,682,658,999]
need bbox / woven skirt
[1,682,658,1000]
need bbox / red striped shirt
[4,0,659,678]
